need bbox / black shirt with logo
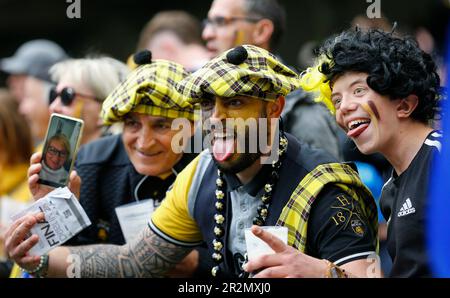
[306,185,378,266]
[380,130,442,277]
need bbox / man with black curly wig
[300,27,442,277]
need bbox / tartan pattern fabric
[101,60,197,124]
[177,45,301,103]
[276,163,378,252]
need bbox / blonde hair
[50,57,129,102]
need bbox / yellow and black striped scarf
[277,162,378,252]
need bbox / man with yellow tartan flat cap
[178,44,299,102]
[6,47,379,279]
[69,55,197,251]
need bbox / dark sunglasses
[49,87,102,106]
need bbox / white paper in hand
[244,226,288,261]
[115,199,155,243]
[11,187,91,256]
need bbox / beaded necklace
[210,134,288,277]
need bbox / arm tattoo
[68,225,192,277]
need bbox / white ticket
[244,226,288,261]
[11,187,91,256]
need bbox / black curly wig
[318,28,441,123]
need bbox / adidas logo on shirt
[398,198,416,217]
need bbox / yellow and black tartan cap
[102,53,196,124]
[177,45,300,103]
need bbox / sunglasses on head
[49,87,101,106]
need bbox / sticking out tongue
[212,138,235,162]
[347,123,369,138]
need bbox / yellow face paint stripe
[73,99,84,120]
[233,30,245,46]
[361,102,379,132]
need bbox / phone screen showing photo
[38,114,84,188]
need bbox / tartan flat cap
[177,45,300,103]
[102,59,196,124]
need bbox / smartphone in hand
[38,113,84,188]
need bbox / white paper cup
[244,226,288,261]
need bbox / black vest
[192,133,336,277]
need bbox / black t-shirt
[380,130,442,277]
[306,185,377,266]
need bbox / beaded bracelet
[20,254,49,277]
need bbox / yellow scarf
[277,163,379,252]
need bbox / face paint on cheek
[73,100,84,119]
[361,101,379,139]
[367,100,380,120]
[233,29,245,47]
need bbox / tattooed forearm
[68,226,192,278]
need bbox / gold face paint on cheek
[73,100,84,119]
[361,101,379,134]
[233,29,245,47]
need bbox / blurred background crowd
[0,0,448,74]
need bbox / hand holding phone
[38,113,84,188]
